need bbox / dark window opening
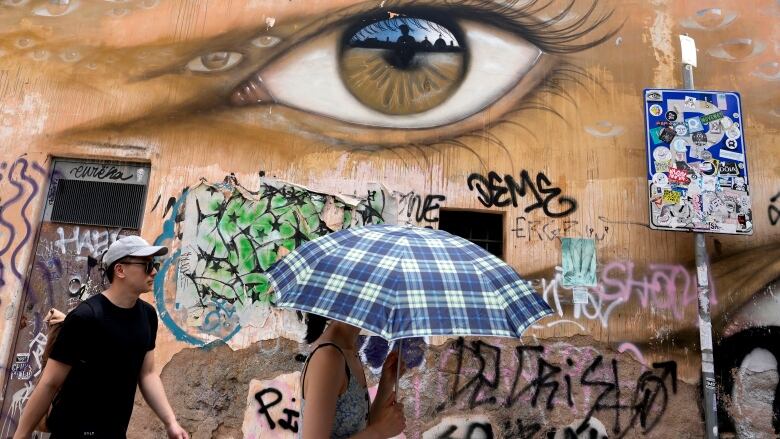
[438,210,504,259]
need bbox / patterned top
[299,343,370,439]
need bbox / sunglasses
[120,260,161,274]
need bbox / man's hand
[166,420,189,439]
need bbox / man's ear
[114,263,126,279]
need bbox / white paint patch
[0,92,49,144]
[242,372,301,439]
[265,17,276,28]
[741,348,778,374]
[423,415,493,439]
[648,9,675,87]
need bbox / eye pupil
[341,16,466,115]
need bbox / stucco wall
[1,0,779,437]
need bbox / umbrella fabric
[268,224,552,340]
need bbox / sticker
[655,161,670,173]
[692,131,708,146]
[719,161,740,176]
[649,127,665,145]
[657,206,672,224]
[649,104,663,117]
[561,238,597,288]
[699,319,713,349]
[652,172,669,186]
[718,177,733,188]
[733,177,747,191]
[663,189,681,204]
[666,110,678,121]
[673,123,689,136]
[733,112,740,119]
[14,353,29,363]
[705,377,716,389]
[702,176,717,192]
[647,90,663,101]
[724,138,738,150]
[700,160,719,176]
[672,138,687,152]
[686,117,704,133]
[701,150,713,161]
[653,146,672,162]
[717,93,728,110]
[700,111,724,125]
[573,287,589,304]
[690,144,706,159]
[685,96,697,109]
[668,167,691,184]
[720,150,744,161]
[726,124,741,139]
[659,127,676,143]
[708,121,722,135]
[720,117,733,130]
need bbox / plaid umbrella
[267,224,552,340]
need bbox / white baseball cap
[102,235,168,268]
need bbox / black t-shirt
[47,293,158,438]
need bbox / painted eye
[33,0,80,17]
[187,51,244,73]
[252,35,282,48]
[232,14,542,129]
[680,8,737,30]
[707,38,766,62]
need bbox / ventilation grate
[50,179,146,229]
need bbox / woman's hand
[379,350,406,386]
[367,391,406,438]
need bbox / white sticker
[573,286,589,304]
[685,96,697,109]
[679,34,698,67]
[699,319,713,350]
[702,176,717,192]
[719,150,744,162]
[649,104,663,117]
[697,265,709,286]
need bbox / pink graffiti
[598,261,717,321]
[540,261,717,328]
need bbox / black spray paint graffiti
[715,326,780,435]
[437,338,677,438]
[254,388,300,433]
[512,217,609,242]
[68,164,133,181]
[769,191,780,226]
[436,422,494,439]
[395,191,446,223]
[467,171,577,218]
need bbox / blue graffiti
[153,190,241,347]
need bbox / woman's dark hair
[305,313,329,343]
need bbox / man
[13,236,189,439]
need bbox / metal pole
[682,59,719,439]
[395,338,402,403]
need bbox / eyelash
[345,0,620,54]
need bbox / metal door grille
[50,179,146,229]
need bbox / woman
[300,313,406,439]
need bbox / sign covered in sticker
[644,89,752,234]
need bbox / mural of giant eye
[340,17,466,115]
[231,13,542,129]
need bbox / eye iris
[340,17,465,115]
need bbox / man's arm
[12,359,71,439]
[138,350,189,439]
